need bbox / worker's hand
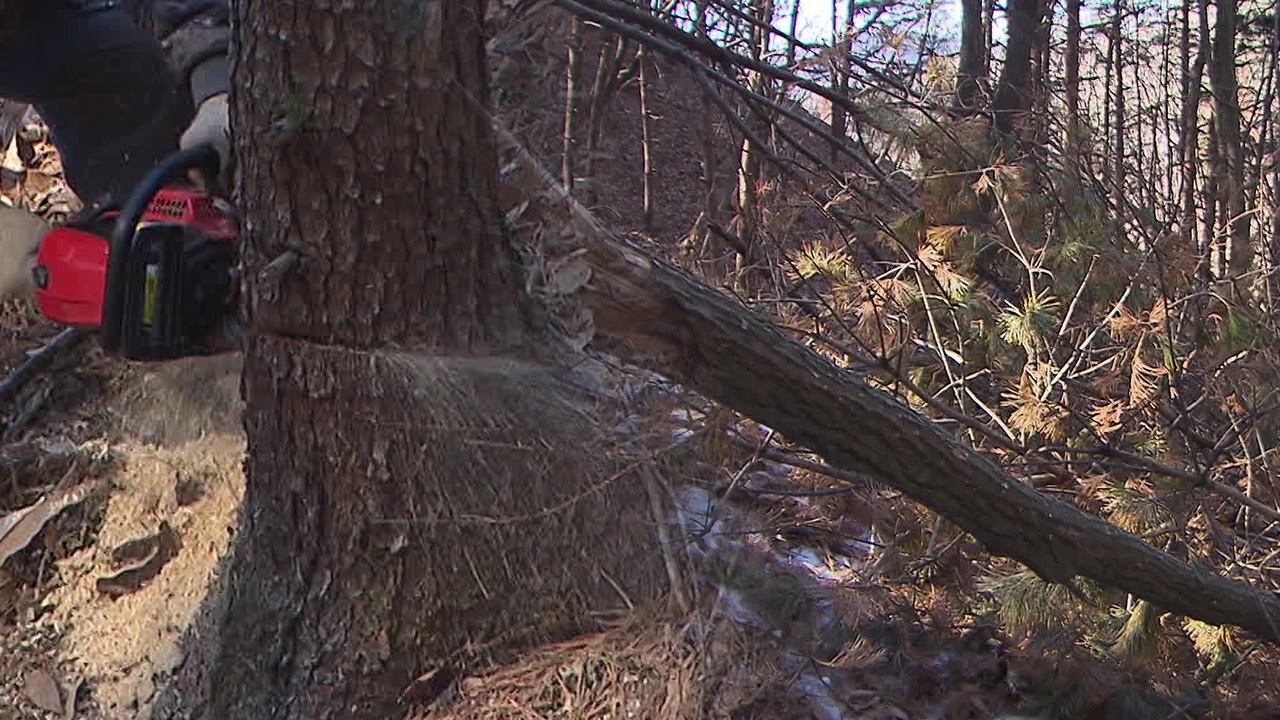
[0,204,46,301]
[180,93,230,187]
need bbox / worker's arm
[135,1,231,171]
[133,0,230,106]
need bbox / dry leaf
[0,476,96,570]
[24,668,61,713]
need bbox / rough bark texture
[212,2,662,717]
[215,344,658,719]
[992,0,1048,135]
[234,0,525,353]
[956,0,987,109]
[1210,0,1249,277]
[574,224,1280,643]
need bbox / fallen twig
[0,328,88,404]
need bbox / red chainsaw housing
[34,186,236,329]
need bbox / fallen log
[576,227,1280,642]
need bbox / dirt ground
[0,332,246,720]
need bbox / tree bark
[212,3,659,717]
[1111,0,1126,220]
[830,0,852,159]
[1178,0,1207,255]
[1210,0,1250,277]
[956,0,987,109]
[991,0,1049,135]
[584,35,633,193]
[1064,0,1081,156]
[734,0,773,287]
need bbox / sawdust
[0,349,247,720]
[44,431,244,718]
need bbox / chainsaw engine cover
[34,185,238,358]
[33,223,112,328]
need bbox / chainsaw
[31,144,240,361]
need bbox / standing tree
[956,0,988,109]
[1209,0,1248,278]
[206,2,660,717]
[992,0,1049,135]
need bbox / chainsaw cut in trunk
[198,2,664,718]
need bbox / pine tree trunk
[991,0,1048,135]
[1064,0,1081,156]
[208,3,659,717]
[1181,0,1209,260]
[830,0,851,159]
[1210,0,1250,278]
[1111,0,1125,223]
[735,0,773,286]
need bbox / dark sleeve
[131,0,229,105]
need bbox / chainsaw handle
[99,143,221,354]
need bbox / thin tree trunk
[563,18,585,193]
[1111,0,1126,222]
[735,0,773,286]
[638,44,655,230]
[1207,114,1222,274]
[1181,0,1209,259]
[1272,0,1280,300]
[829,0,848,160]
[786,0,800,68]
[1210,0,1249,278]
[1064,0,1081,156]
[992,0,1049,135]
[584,36,632,189]
[957,0,987,110]
[982,0,994,77]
